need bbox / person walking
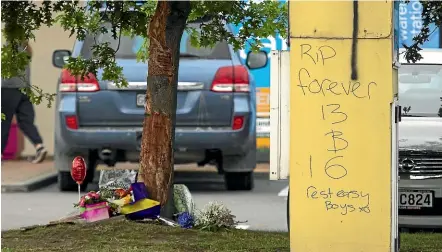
[1,41,47,163]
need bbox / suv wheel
[224,172,254,191]
[56,152,97,192]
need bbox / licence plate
[136,94,145,107]
[399,190,433,209]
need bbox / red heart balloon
[71,156,86,184]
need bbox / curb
[174,170,269,180]
[1,172,57,193]
[1,168,269,193]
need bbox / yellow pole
[289,1,398,251]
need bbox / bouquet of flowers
[74,190,119,216]
[99,185,132,213]
[73,191,115,222]
[90,187,130,216]
[194,202,238,231]
[74,191,107,208]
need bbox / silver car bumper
[399,215,442,229]
[399,176,442,229]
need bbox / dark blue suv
[52,21,268,192]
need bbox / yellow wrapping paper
[120,198,160,215]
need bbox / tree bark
[137,1,191,212]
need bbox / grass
[401,232,442,252]
[1,219,442,252]
[1,219,289,252]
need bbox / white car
[398,49,442,229]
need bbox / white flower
[195,201,237,231]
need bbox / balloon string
[78,183,81,203]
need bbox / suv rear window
[81,22,231,60]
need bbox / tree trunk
[137,1,191,213]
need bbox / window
[90,22,231,60]
[399,64,442,117]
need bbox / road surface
[2,173,289,232]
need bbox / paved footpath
[1,161,287,232]
[1,176,288,232]
[1,160,57,192]
[1,159,270,192]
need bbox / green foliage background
[1,0,287,109]
[0,0,440,116]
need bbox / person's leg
[1,88,22,154]
[15,91,47,163]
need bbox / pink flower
[79,198,86,207]
[87,191,100,200]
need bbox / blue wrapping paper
[131,182,149,201]
[127,205,161,220]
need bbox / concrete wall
[21,25,75,156]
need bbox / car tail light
[65,115,79,130]
[60,69,100,92]
[211,65,250,93]
[232,115,245,130]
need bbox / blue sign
[393,1,400,62]
[398,0,440,48]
